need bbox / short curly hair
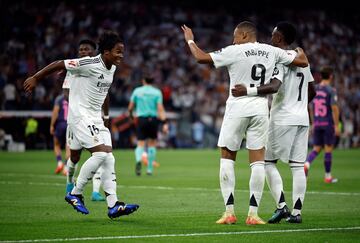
[98,30,122,54]
[276,21,297,45]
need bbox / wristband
[246,87,258,96]
[103,115,110,119]
[187,40,195,45]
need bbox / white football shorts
[217,115,269,151]
[66,118,112,150]
[265,123,309,163]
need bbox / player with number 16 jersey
[64,54,115,149]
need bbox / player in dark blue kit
[50,93,69,174]
[305,66,340,183]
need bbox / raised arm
[24,61,66,93]
[181,25,213,64]
[231,79,282,97]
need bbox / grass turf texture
[0,149,359,242]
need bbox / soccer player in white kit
[232,22,316,224]
[181,21,309,225]
[24,31,139,219]
[63,39,107,202]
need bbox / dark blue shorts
[313,126,335,146]
[55,122,67,144]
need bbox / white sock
[66,158,78,184]
[101,153,118,208]
[219,158,235,214]
[290,165,306,216]
[248,161,265,216]
[265,162,286,209]
[92,167,102,193]
[71,152,107,195]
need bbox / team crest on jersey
[94,136,99,143]
[68,60,78,67]
[272,67,279,76]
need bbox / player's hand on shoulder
[231,84,247,97]
[23,76,37,94]
[181,24,194,42]
[294,47,304,54]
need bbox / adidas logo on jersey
[98,74,104,79]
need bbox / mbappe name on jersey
[245,49,269,58]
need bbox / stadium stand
[1,1,359,148]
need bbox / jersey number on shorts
[87,125,99,136]
[296,72,304,101]
[250,64,266,87]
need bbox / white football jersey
[62,71,74,89]
[64,54,116,124]
[270,60,314,126]
[210,42,296,117]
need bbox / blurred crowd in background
[1,0,359,149]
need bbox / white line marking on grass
[1,180,360,196]
[1,226,360,242]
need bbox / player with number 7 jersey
[182,21,308,225]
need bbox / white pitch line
[1,226,360,243]
[0,180,360,196]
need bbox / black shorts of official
[136,117,159,140]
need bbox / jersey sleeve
[62,71,72,89]
[275,48,296,65]
[271,64,285,83]
[304,65,315,83]
[130,89,137,103]
[209,45,238,68]
[64,57,90,75]
[156,90,163,104]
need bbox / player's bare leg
[216,147,237,224]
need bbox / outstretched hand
[231,84,247,97]
[23,77,37,94]
[181,25,194,42]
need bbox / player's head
[78,39,96,58]
[320,65,334,81]
[271,22,297,47]
[141,70,155,85]
[233,21,257,44]
[98,30,124,66]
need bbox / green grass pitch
[0,149,359,242]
